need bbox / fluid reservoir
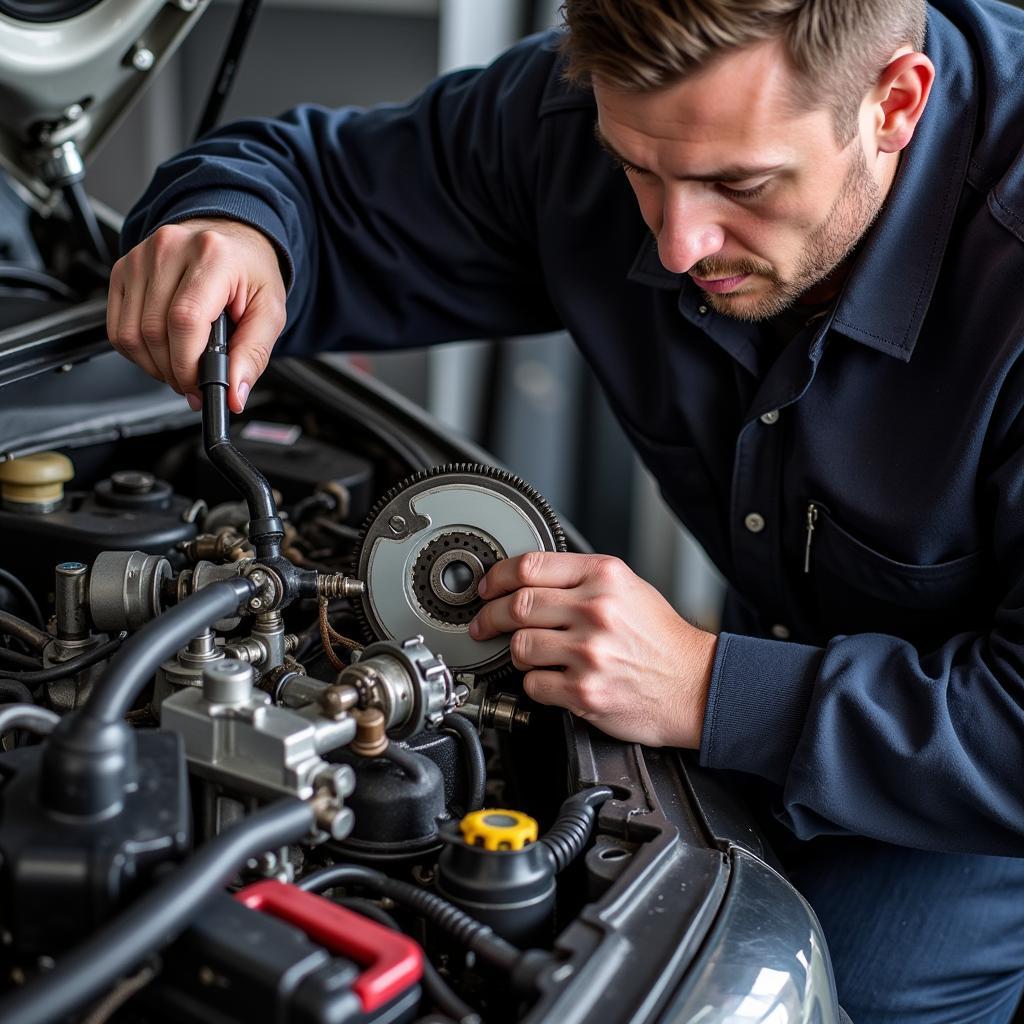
[0,451,74,513]
[437,809,555,945]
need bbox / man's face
[593,39,895,320]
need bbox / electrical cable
[0,797,314,1024]
[0,263,78,301]
[0,568,44,627]
[442,713,486,813]
[0,704,58,738]
[335,897,480,1024]
[194,0,264,141]
[0,610,50,652]
[0,633,125,692]
[62,180,111,267]
[296,863,546,983]
[0,648,42,671]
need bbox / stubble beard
[694,146,885,322]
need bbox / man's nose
[657,193,726,275]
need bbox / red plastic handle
[236,880,423,1012]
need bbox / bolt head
[249,597,263,611]
[388,514,406,534]
[131,47,155,71]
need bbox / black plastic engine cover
[0,729,190,955]
[0,487,196,598]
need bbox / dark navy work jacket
[124,0,1024,854]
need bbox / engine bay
[0,316,649,1024]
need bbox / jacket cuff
[129,192,295,293]
[699,632,824,785]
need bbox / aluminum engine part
[341,636,454,739]
[160,659,356,838]
[54,560,89,640]
[153,628,224,710]
[88,549,170,631]
[355,464,565,678]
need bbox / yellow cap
[459,809,538,851]
[0,452,74,505]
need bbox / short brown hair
[561,0,926,143]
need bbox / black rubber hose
[78,577,255,728]
[0,797,314,1024]
[0,568,44,627]
[0,610,50,652]
[0,678,33,705]
[336,898,481,1024]
[0,633,125,692]
[382,743,431,785]
[0,648,42,671]
[200,315,283,560]
[297,864,528,977]
[442,713,486,813]
[540,786,614,874]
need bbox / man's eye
[619,159,651,178]
[718,181,770,200]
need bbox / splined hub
[354,464,566,679]
[413,530,500,624]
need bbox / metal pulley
[353,464,565,679]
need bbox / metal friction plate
[354,464,565,677]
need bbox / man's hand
[106,218,287,413]
[468,552,716,747]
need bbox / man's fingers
[469,586,577,640]
[226,292,285,412]
[167,266,234,398]
[107,261,164,382]
[479,552,628,600]
[508,627,571,672]
[140,263,189,391]
[522,670,582,714]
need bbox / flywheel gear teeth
[351,463,566,682]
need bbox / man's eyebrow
[593,122,784,182]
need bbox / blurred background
[87,0,726,628]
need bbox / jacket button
[771,623,790,639]
[744,512,766,533]
[759,410,780,425]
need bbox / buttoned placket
[723,314,834,638]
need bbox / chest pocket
[803,501,990,648]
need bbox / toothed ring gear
[354,464,565,678]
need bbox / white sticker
[240,421,301,446]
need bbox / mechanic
[108,0,1024,1019]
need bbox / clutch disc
[354,464,565,678]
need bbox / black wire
[194,0,264,140]
[0,648,42,671]
[0,263,79,301]
[0,568,44,627]
[62,180,111,267]
[0,632,125,692]
[0,609,50,652]
[334,898,481,1024]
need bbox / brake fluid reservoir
[437,809,555,945]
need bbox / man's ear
[870,50,935,153]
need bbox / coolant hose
[0,797,314,1024]
[443,712,486,812]
[296,863,549,989]
[0,678,33,706]
[0,632,125,693]
[0,610,50,653]
[79,577,255,727]
[540,786,614,874]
